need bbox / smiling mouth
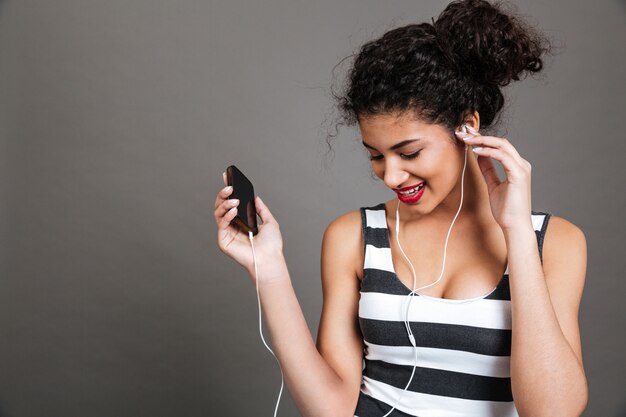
[396,183,425,196]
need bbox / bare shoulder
[545,214,586,238]
[543,214,587,270]
[322,209,364,280]
[324,208,363,234]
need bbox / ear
[466,111,480,132]
[456,111,480,133]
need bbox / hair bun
[432,0,552,86]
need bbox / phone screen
[226,165,258,235]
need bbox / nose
[383,160,410,190]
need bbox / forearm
[251,252,353,417]
[504,226,588,417]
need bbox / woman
[214,0,588,415]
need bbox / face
[358,112,468,214]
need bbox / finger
[217,204,239,232]
[455,130,479,144]
[254,195,276,225]
[223,171,227,186]
[216,206,241,249]
[461,135,525,164]
[215,197,239,220]
[214,185,234,210]
[455,129,477,139]
[472,147,527,184]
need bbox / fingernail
[472,146,483,152]
[224,186,232,191]
[228,199,239,205]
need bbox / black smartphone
[225,165,258,236]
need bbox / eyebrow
[361,138,422,152]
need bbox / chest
[359,216,509,301]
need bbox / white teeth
[400,183,424,196]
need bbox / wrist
[248,251,290,285]
[502,222,536,240]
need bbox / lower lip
[396,184,426,203]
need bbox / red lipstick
[394,182,426,203]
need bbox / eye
[401,151,421,160]
[368,150,421,161]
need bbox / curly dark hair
[323,0,555,161]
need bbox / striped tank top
[354,202,552,417]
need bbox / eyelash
[369,151,421,161]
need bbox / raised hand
[214,172,285,283]
[456,126,534,231]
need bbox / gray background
[1,1,625,416]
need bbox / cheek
[420,149,449,175]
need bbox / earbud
[456,124,471,149]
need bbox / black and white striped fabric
[354,202,552,417]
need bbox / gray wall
[1,1,625,416]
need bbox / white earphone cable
[249,230,285,417]
[380,128,470,416]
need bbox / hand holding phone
[215,167,285,280]
[226,165,258,235]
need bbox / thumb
[255,195,277,225]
